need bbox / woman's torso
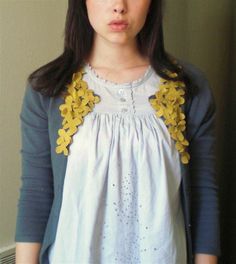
[48,63,187,264]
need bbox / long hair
[28,0,191,98]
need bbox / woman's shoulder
[177,59,216,114]
[179,59,207,81]
[178,59,214,99]
[21,81,52,118]
[176,60,216,140]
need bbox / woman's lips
[108,20,129,31]
[109,23,128,31]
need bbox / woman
[15,0,220,263]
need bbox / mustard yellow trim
[56,67,190,164]
[55,69,101,155]
[149,74,190,164]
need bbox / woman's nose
[113,2,127,14]
[113,7,126,14]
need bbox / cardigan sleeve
[15,84,54,242]
[185,64,221,256]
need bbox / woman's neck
[87,36,150,71]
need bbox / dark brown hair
[28,0,191,98]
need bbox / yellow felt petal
[94,96,101,103]
[77,89,85,97]
[58,129,65,136]
[80,81,88,89]
[156,108,164,117]
[175,142,184,152]
[72,72,83,82]
[170,131,177,141]
[182,139,189,146]
[169,72,178,78]
[178,97,185,105]
[178,120,186,126]
[56,137,64,145]
[181,152,190,164]
[81,98,89,105]
[68,126,77,135]
[177,131,184,141]
[88,101,95,108]
[181,156,189,164]
[55,144,68,155]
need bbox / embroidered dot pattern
[97,168,164,263]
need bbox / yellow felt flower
[56,68,101,155]
[63,115,84,135]
[149,74,190,164]
[181,152,191,164]
[56,129,71,156]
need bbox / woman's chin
[105,35,135,46]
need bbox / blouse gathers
[48,63,187,263]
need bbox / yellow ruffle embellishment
[149,75,190,164]
[56,69,101,155]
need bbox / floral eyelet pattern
[149,73,190,164]
[56,69,101,155]
[56,67,190,164]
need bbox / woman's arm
[184,64,221,257]
[15,85,53,261]
[15,243,41,264]
[195,253,218,264]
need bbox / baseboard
[0,245,15,264]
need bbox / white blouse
[48,63,187,264]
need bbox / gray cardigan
[15,61,221,264]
